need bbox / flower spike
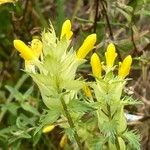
[60,19,73,40]
[118,55,132,79]
[77,34,97,59]
[90,53,102,78]
[13,40,35,60]
[105,43,117,68]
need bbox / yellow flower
[42,125,55,133]
[0,0,17,5]
[118,55,132,79]
[60,19,73,40]
[76,34,97,59]
[105,43,117,68]
[31,39,43,58]
[13,40,35,60]
[90,53,102,78]
[83,85,92,98]
[59,134,67,148]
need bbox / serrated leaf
[64,127,75,141]
[123,130,140,150]
[121,96,142,105]
[88,137,107,150]
[101,119,118,142]
[40,109,60,125]
[68,100,95,113]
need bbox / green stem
[60,97,82,150]
[107,104,120,150]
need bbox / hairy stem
[60,97,82,150]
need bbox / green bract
[27,25,85,109]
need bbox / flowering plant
[13,20,140,150]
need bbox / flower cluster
[91,43,132,79]
[13,20,140,150]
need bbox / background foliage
[0,0,150,149]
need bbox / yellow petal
[42,125,55,133]
[60,19,73,40]
[14,40,35,60]
[118,55,132,79]
[83,85,92,98]
[77,34,97,59]
[105,43,117,68]
[60,134,67,148]
[31,39,43,58]
[90,53,102,78]
[0,0,17,5]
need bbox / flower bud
[59,134,67,148]
[76,34,97,59]
[118,55,132,79]
[0,0,17,5]
[42,125,55,133]
[14,40,35,60]
[60,19,73,40]
[90,53,102,78]
[105,43,117,68]
[83,85,92,98]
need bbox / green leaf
[5,85,24,102]
[8,131,31,144]
[123,130,140,150]
[68,100,95,113]
[23,86,34,100]
[121,96,143,106]
[21,103,40,116]
[88,136,107,150]
[135,10,150,16]
[1,102,19,115]
[34,109,60,136]
[16,114,37,128]
[101,119,118,143]
[33,131,41,147]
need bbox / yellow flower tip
[31,39,43,58]
[118,55,132,79]
[105,43,117,68]
[76,34,97,59]
[60,19,73,40]
[0,0,17,5]
[42,125,55,133]
[83,85,92,98]
[60,134,67,148]
[90,53,102,78]
[13,39,35,60]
